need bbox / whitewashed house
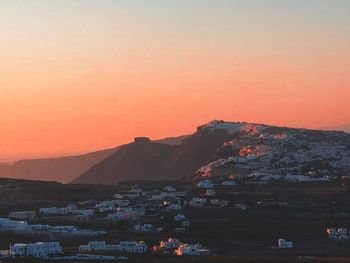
[10,242,62,258]
[278,239,293,248]
[79,241,147,254]
[166,204,182,211]
[134,224,153,232]
[205,189,216,197]
[196,180,214,189]
[164,186,176,192]
[159,238,181,250]
[175,244,210,256]
[327,228,349,240]
[8,211,36,220]
[174,214,186,222]
[189,198,207,207]
[0,218,29,230]
[221,180,236,186]
[70,209,94,216]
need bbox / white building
[189,198,207,208]
[134,224,153,232]
[115,200,130,207]
[159,238,181,250]
[166,204,182,211]
[70,209,94,216]
[278,239,293,249]
[327,228,349,240]
[0,218,29,230]
[95,201,117,212]
[39,204,77,215]
[8,211,36,220]
[10,242,62,258]
[164,186,176,192]
[205,189,216,197]
[175,244,211,256]
[79,241,147,254]
[221,180,236,186]
[196,180,214,189]
[174,214,186,222]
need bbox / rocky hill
[72,120,350,185]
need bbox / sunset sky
[0,0,350,162]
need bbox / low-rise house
[106,212,127,222]
[152,192,175,201]
[10,242,62,258]
[175,244,211,256]
[210,199,229,207]
[79,241,147,254]
[164,186,176,192]
[133,205,146,216]
[0,218,29,230]
[115,200,130,207]
[107,209,140,222]
[327,228,349,240]
[159,238,181,250]
[221,180,236,186]
[205,189,216,197]
[134,224,153,232]
[69,209,94,216]
[166,204,182,211]
[8,211,36,220]
[196,180,214,189]
[278,239,293,249]
[189,198,207,208]
[39,204,77,216]
[96,200,117,213]
[174,214,186,222]
[234,203,248,210]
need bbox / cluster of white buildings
[0,217,104,236]
[327,228,349,240]
[40,204,94,217]
[156,238,211,256]
[196,121,350,183]
[79,241,147,253]
[175,244,211,256]
[10,242,62,258]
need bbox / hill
[322,123,350,133]
[72,120,350,185]
[0,135,188,183]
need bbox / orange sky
[0,1,350,161]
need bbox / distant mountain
[321,124,350,133]
[0,135,188,183]
[72,120,350,185]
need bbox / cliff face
[71,125,237,185]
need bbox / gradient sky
[0,0,350,161]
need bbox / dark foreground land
[1,178,350,262]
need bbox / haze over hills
[0,135,188,183]
[321,124,350,133]
[72,120,350,185]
